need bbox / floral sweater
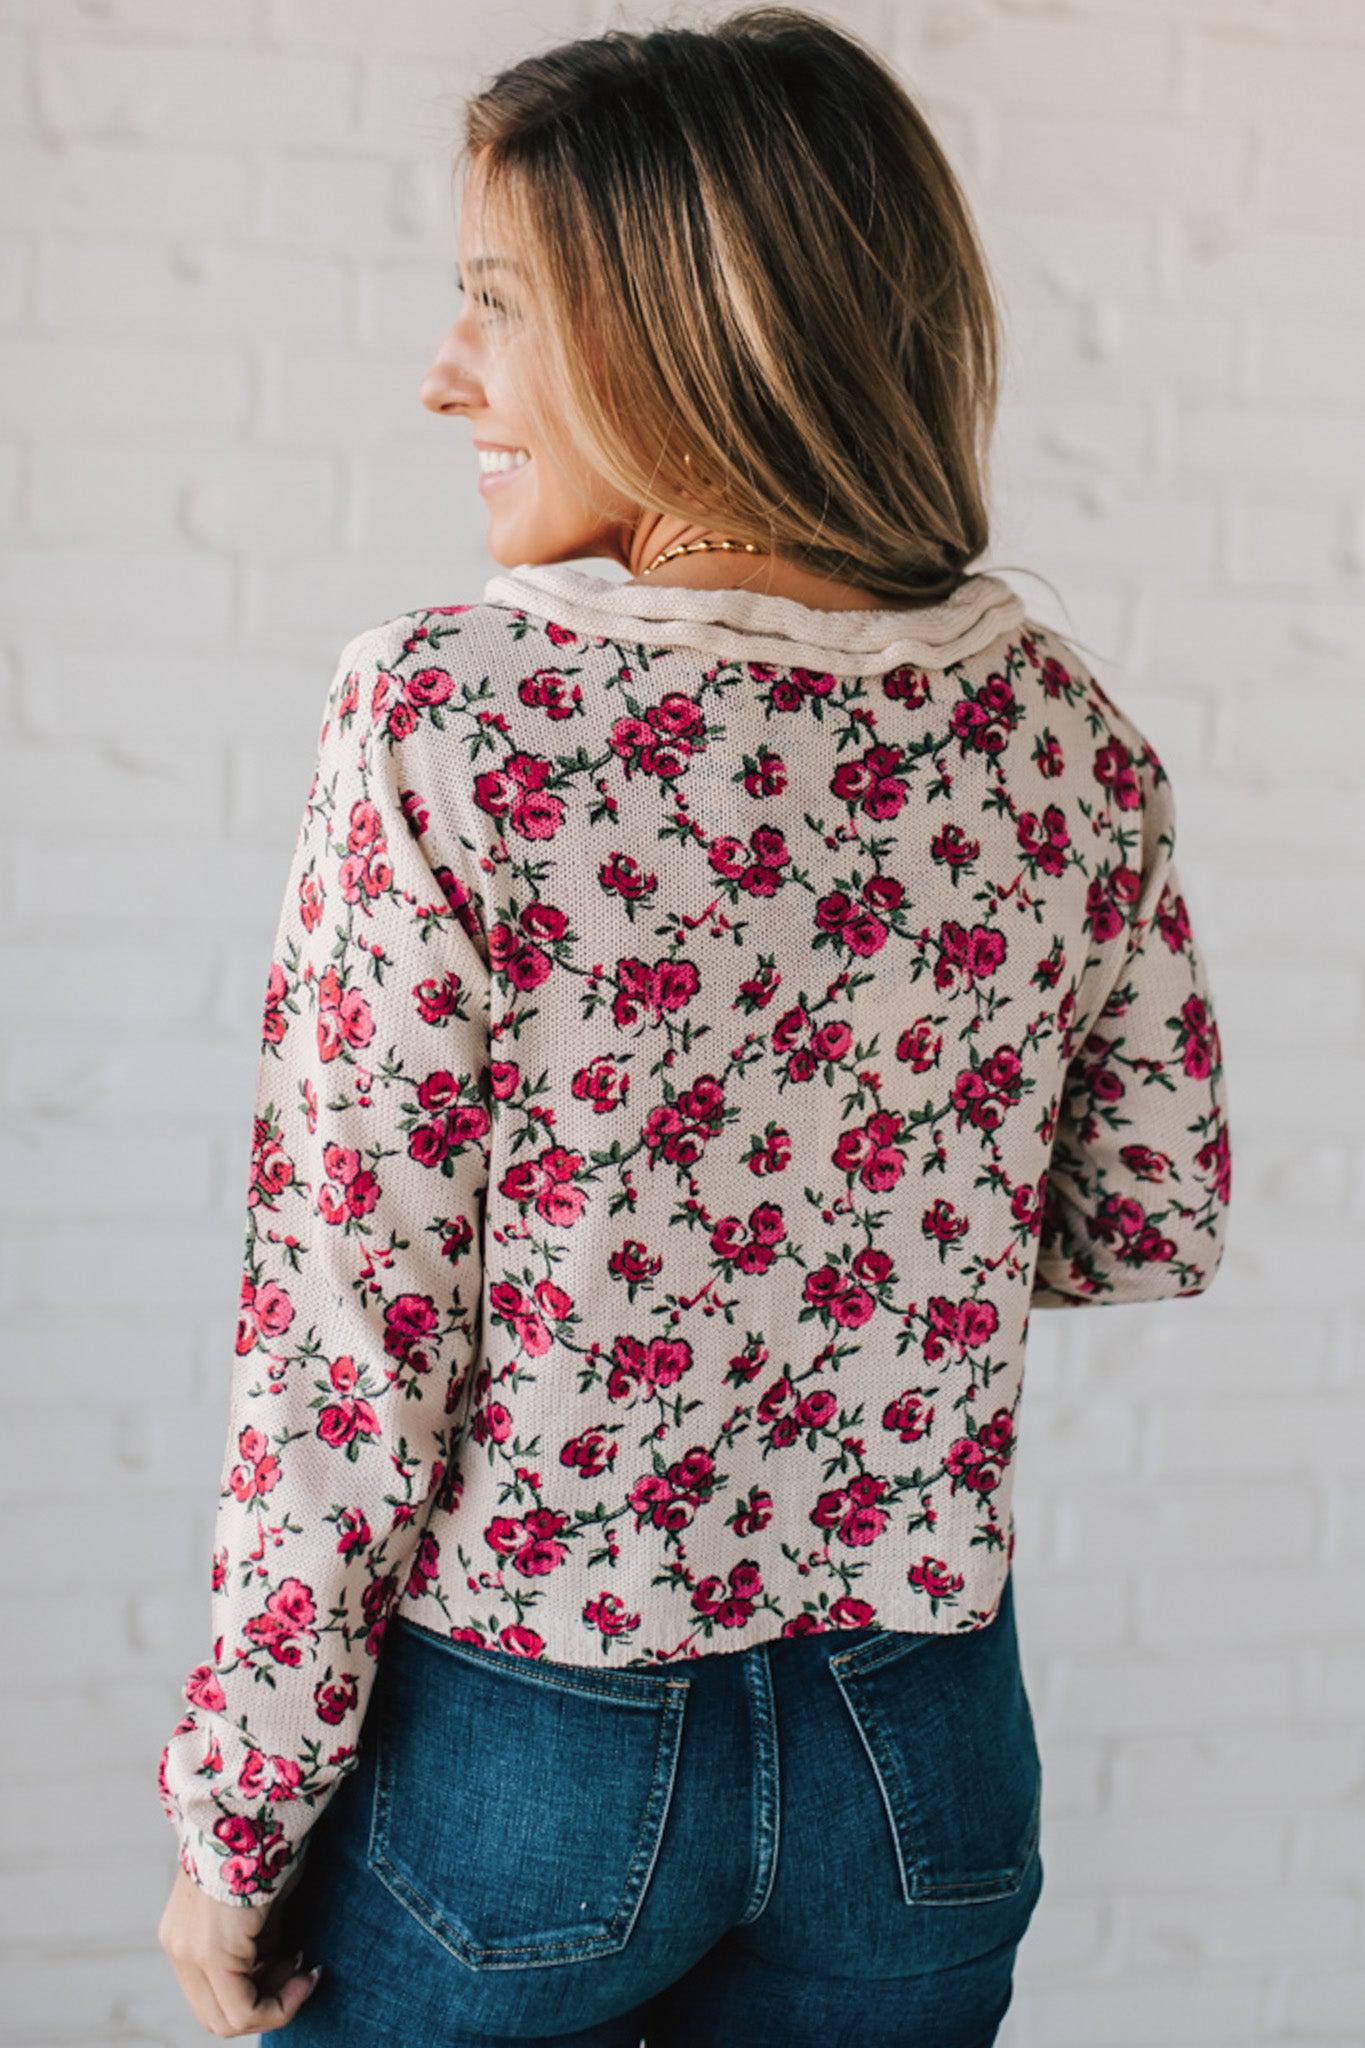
[157,561,1233,1905]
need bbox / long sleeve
[157,618,492,1907]
[1031,743,1233,1309]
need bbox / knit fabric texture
[157,562,1233,1904]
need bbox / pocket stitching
[367,1649,690,1967]
[827,1627,934,1681]
[832,1660,1042,1906]
[395,1615,689,1707]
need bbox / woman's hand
[158,1864,322,2037]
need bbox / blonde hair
[460,6,1006,606]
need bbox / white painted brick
[0,942,215,1023]
[261,345,432,447]
[2,0,267,34]
[225,737,325,836]
[897,16,1177,116]
[0,1221,236,1312]
[0,1587,142,1685]
[371,38,589,142]
[0,32,30,134]
[264,151,405,251]
[1116,1888,1357,1967]
[1284,1974,1365,2035]
[1234,500,1355,584]
[3,1769,194,1875]
[20,639,334,746]
[1035,1738,1106,1820]
[0,7,1358,2042]
[1023,1957,1260,2039]
[0,737,221,830]
[1298,1808,1365,1891]
[996,484,1220,574]
[1323,1483,1365,1564]
[0,1494,214,1587]
[354,448,487,557]
[1146,1400,1365,1479]
[0,334,250,430]
[1254,312,1365,408]
[184,451,339,555]
[254,548,456,637]
[988,116,1246,215]
[1006,303,1240,395]
[1177,401,1365,487]
[1010,1892,1106,1979]
[1263,131,1365,234]
[30,443,206,540]
[994,394,1150,484]
[1173,218,1365,316]
[6,1030,256,1131]
[0,542,234,634]
[1022,1397,1140,1480]
[358,257,461,352]
[10,831,290,927]
[29,441,338,557]
[0,438,21,523]
[0,234,27,320]
[0,139,251,237]
[36,39,356,147]
[0,1948,190,2046]
[1012,1570,1129,1657]
[1001,0,1300,15]
[1055,1483,1315,1567]
[1068,1306,1336,1396]
[0,1128,214,1216]
[276,0,555,56]
[1208,966,1359,1047]
[2,1678,178,1774]
[1194,26,1365,132]
[1301,1646,1365,1725]
[7,1318,206,1410]
[1117,1729,1361,1808]
[1051,1652,1294,1737]
[40,241,346,339]
[0,1856,185,1952]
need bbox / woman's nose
[419,330,481,416]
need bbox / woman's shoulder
[336,600,511,671]
[1016,611,1171,788]
[325,601,529,732]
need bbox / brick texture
[1,3,1357,2043]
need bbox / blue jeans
[277,1571,1044,2046]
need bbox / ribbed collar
[482,559,1026,676]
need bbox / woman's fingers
[170,1961,232,2039]
[204,1956,322,2036]
[249,1944,305,1989]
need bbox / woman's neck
[623,514,890,612]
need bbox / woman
[155,9,1233,2043]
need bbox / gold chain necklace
[641,536,765,575]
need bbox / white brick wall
[0,2,1358,2043]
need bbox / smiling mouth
[477,446,531,481]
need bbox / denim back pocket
[827,1577,1042,1906]
[367,1617,689,1970]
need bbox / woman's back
[318,564,1230,1664]
[158,560,1231,1913]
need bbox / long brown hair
[460,6,1007,606]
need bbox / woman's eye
[456,282,507,318]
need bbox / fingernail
[307,1964,323,1985]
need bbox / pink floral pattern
[158,594,1232,1904]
